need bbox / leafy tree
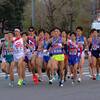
[0,0,27,33]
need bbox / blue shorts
[77,56,81,63]
[68,55,78,65]
[24,56,29,63]
[43,56,50,63]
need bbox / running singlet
[50,37,63,55]
[68,41,78,56]
[27,36,36,52]
[76,35,84,50]
[13,38,24,54]
[43,40,50,56]
[43,40,49,50]
[2,41,13,56]
[2,41,8,56]
[92,37,100,51]
[37,37,44,51]
[37,37,44,57]
[76,36,84,56]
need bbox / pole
[32,0,35,26]
[69,0,73,31]
[40,0,44,28]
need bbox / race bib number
[69,49,77,55]
[50,48,63,55]
[92,45,99,50]
[43,50,49,56]
[15,42,23,53]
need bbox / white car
[91,20,100,33]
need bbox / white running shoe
[9,81,14,87]
[49,79,53,84]
[77,78,82,83]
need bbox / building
[91,0,100,31]
[96,0,100,18]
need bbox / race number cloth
[50,37,63,55]
[13,38,24,55]
[68,40,78,56]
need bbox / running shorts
[4,55,13,63]
[52,54,64,61]
[13,53,24,62]
[92,50,99,58]
[43,55,50,63]
[68,55,78,65]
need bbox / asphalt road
[0,60,100,100]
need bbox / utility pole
[92,0,96,19]
[69,0,74,31]
[32,0,35,26]
[40,0,44,28]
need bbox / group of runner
[0,26,100,87]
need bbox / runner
[62,31,68,81]
[88,29,96,80]
[43,32,50,71]
[35,29,45,82]
[12,28,25,86]
[91,29,100,80]
[7,33,15,87]
[67,32,79,85]
[1,33,10,80]
[76,26,87,82]
[48,28,65,87]
[27,27,37,77]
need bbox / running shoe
[23,80,27,85]
[72,80,75,86]
[92,75,96,80]
[67,75,70,79]
[5,74,8,80]
[77,78,82,83]
[9,81,14,87]
[17,79,23,87]
[59,80,64,87]
[38,77,43,82]
[49,79,53,84]
[33,75,39,85]
[49,75,54,85]
[96,75,100,80]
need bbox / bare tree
[23,0,94,32]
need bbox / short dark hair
[45,31,50,34]
[90,29,97,34]
[38,29,45,34]
[28,26,35,32]
[4,33,8,35]
[53,27,61,32]
[21,32,28,36]
[76,26,83,31]
[70,32,76,36]
[62,30,67,33]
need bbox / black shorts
[92,50,100,58]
